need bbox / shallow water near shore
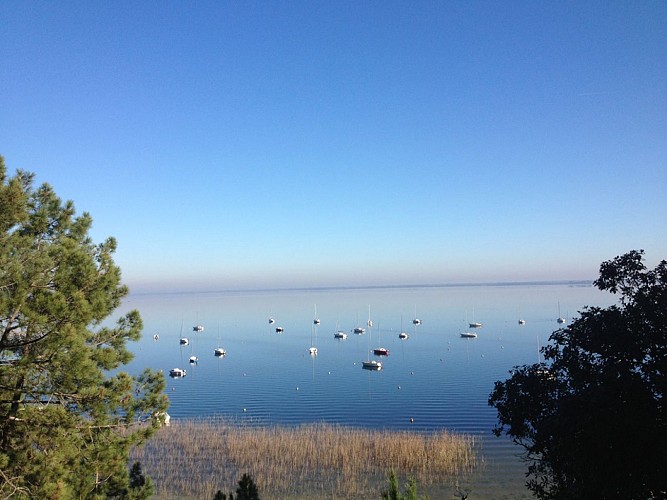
[118,282,614,498]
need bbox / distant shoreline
[129,279,593,297]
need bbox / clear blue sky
[2,1,665,291]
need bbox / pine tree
[0,156,169,497]
[236,473,260,500]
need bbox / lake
[117,282,615,497]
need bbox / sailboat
[398,315,409,339]
[189,337,198,363]
[169,367,186,377]
[313,304,320,325]
[214,324,226,357]
[309,323,318,356]
[362,318,382,370]
[353,310,365,334]
[373,323,389,356]
[412,305,421,325]
[179,320,189,345]
[468,308,482,328]
[193,314,204,332]
[334,319,347,339]
[557,302,566,324]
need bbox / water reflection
[117,282,613,495]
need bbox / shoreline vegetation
[131,418,478,499]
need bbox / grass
[131,417,478,499]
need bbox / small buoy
[410,371,414,375]
[243,408,247,412]
[410,418,414,423]
[328,371,331,375]
[397,385,401,390]
[296,387,299,391]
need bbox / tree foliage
[213,473,260,500]
[381,468,429,500]
[0,156,169,497]
[489,250,666,499]
[236,473,260,500]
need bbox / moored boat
[169,367,186,377]
[362,360,382,370]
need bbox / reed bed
[131,417,477,499]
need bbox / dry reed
[131,417,477,499]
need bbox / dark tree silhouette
[236,473,260,500]
[489,250,666,499]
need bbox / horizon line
[128,279,595,297]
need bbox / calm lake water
[117,282,615,498]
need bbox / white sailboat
[334,320,347,339]
[557,302,566,324]
[179,320,189,345]
[373,322,389,356]
[399,315,409,339]
[353,310,365,334]
[468,308,482,328]
[362,319,382,370]
[193,314,204,332]
[412,305,421,325]
[214,324,226,357]
[313,304,320,325]
[309,323,318,356]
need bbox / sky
[1,1,666,292]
